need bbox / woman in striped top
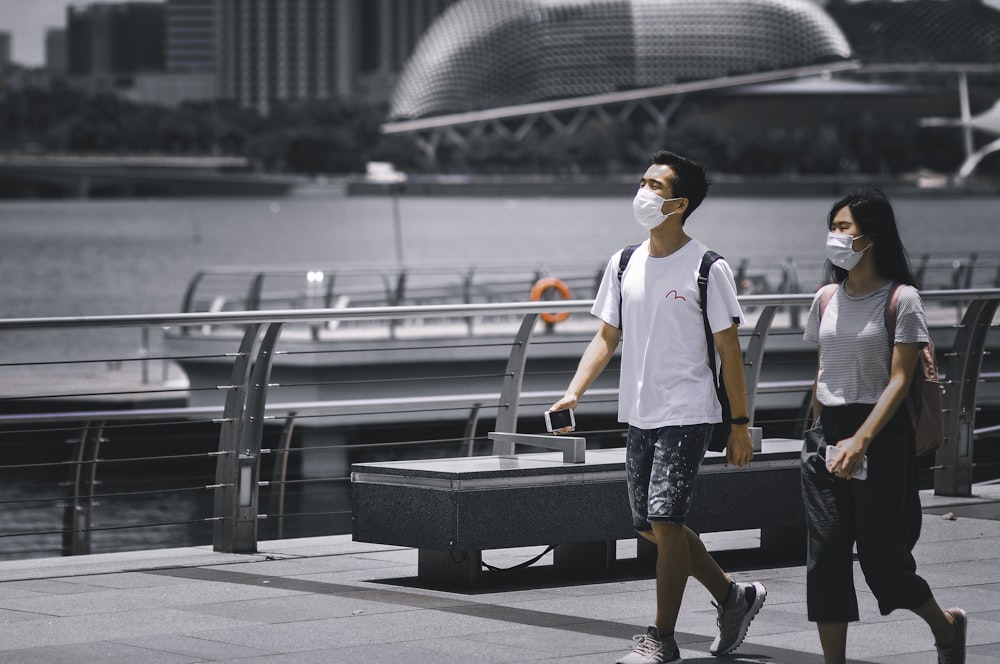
[801,189,966,664]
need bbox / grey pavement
[1,486,999,663]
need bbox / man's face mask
[632,188,682,230]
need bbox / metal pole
[958,71,974,162]
[391,184,404,265]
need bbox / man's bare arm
[714,323,753,466]
[548,322,622,431]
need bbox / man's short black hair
[650,150,711,223]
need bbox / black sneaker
[937,608,967,664]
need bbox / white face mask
[826,231,869,271]
[632,188,682,230]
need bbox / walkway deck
[1,487,999,663]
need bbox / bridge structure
[384,61,1000,182]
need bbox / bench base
[353,442,806,588]
[418,527,806,587]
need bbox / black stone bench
[351,433,805,586]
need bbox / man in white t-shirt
[548,151,765,664]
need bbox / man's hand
[547,395,578,434]
[725,424,754,467]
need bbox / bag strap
[699,250,725,390]
[817,283,839,321]
[616,243,640,329]
[883,282,903,344]
[883,282,923,421]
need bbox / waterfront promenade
[0,486,998,663]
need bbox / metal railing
[0,290,997,557]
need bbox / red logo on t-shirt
[665,290,687,301]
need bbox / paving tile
[393,635,556,663]
[185,607,514,653]
[0,580,299,617]
[116,634,271,660]
[58,571,197,590]
[183,591,415,623]
[0,641,200,664]
[220,553,404,576]
[0,608,45,624]
[0,578,102,595]
[462,624,627,657]
[0,609,252,650]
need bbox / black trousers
[800,404,932,622]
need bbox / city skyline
[7,0,999,70]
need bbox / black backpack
[617,245,731,452]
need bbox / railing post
[180,270,207,316]
[62,420,103,556]
[271,411,297,540]
[232,322,284,552]
[213,323,261,553]
[743,304,778,424]
[245,273,265,311]
[493,313,539,441]
[936,298,999,496]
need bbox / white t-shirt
[804,282,928,406]
[592,239,744,429]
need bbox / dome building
[389,0,853,120]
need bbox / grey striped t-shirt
[804,282,929,406]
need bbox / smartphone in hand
[825,446,867,480]
[544,408,575,433]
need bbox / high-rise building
[217,0,456,115]
[45,29,67,75]
[67,2,166,77]
[167,0,217,73]
[0,32,11,69]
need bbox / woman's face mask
[632,187,682,230]
[826,231,869,271]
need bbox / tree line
[0,85,975,178]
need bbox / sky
[3,0,1000,67]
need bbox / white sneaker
[710,581,766,656]
[616,625,681,664]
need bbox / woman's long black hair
[827,188,918,287]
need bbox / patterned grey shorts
[625,423,713,529]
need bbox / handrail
[0,289,997,556]
[0,288,997,330]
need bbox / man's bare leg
[649,522,689,634]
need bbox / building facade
[45,29,67,75]
[67,2,166,77]
[167,0,218,74]
[0,32,11,69]
[216,0,457,115]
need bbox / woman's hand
[827,437,867,479]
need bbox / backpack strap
[817,283,839,321]
[883,282,922,421]
[699,250,725,390]
[616,243,640,330]
[883,282,903,344]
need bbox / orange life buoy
[530,277,572,325]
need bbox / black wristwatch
[730,416,750,425]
